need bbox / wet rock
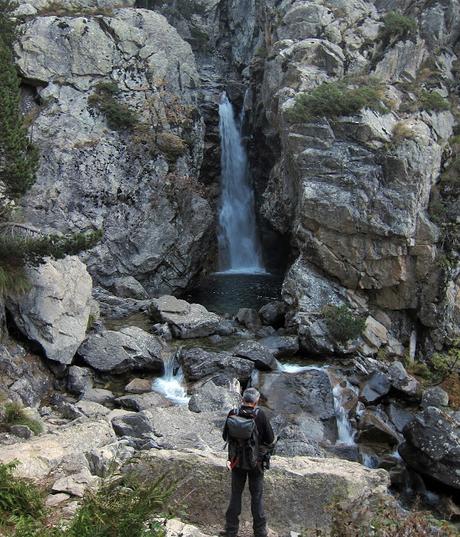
[256,369,336,443]
[116,392,172,411]
[388,361,420,399]
[67,366,93,396]
[258,301,286,327]
[188,379,241,413]
[421,386,449,409]
[215,320,237,337]
[357,409,400,447]
[359,372,391,404]
[78,326,165,374]
[233,341,278,371]
[385,402,415,433]
[150,296,220,339]
[130,449,389,534]
[236,308,261,330]
[179,348,254,382]
[80,388,115,406]
[399,407,460,490]
[124,378,153,394]
[6,257,92,365]
[259,335,299,358]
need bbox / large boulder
[399,407,460,490]
[150,296,221,339]
[232,341,278,371]
[188,378,241,413]
[178,348,254,382]
[78,326,165,374]
[258,335,299,358]
[7,256,92,365]
[255,368,336,443]
[359,372,391,404]
[130,449,389,534]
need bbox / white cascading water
[152,354,190,405]
[217,92,264,273]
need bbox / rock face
[7,257,92,365]
[16,9,212,295]
[131,449,389,534]
[179,347,254,382]
[399,407,460,490]
[78,326,165,374]
[150,296,221,339]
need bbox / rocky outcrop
[179,347,254,382]
[399,407,460,490]
[150,296,221,339]
[130,449,389,534]
[78,326,166,374]
[16,8,212,295]
[7,256,92,365]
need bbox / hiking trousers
[225,466,267,537]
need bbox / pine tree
[0,0,39,198]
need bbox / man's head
[242,387,260,407]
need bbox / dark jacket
[223,405,275,447]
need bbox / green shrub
[0,461,45,525]
[156,132,187,161]
[0,229,103,295]
[380,11,417,41]
[322,304,366,344]
[1,402,43,435]
[89,82,139,131]
[0,0,39,199]
[0,460,174,536]
[287,80,386,122]
[430,345,459,381]
[419,90,450,112]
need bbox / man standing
[222,387,275,537]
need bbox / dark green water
[184,272,284,315]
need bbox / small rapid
[152,354,190,405]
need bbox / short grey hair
[242,387,260,404]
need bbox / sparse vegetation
[0,0,39,198]
[0,402,43,435]
[391,121,418,143]
[322,304,366,344]
[0,229,103,295]
[419,90,450,112]
[379,11,417,42]
[0,460,175,536]
[88,82,139,131]
[287,80,386,122]
[156,132,187,161]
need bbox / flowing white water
[332,382,356,445]
[152,355,190,405]
[217,92,264,273]
[276,361,324,373]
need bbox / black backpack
[226,407,260,470]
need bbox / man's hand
[226,461,232,470]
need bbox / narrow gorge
[0,0,459,535]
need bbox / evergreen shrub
[89,82,139,131]
[380,11,417,41]
[322,304,366,344]
[287,80,385,122]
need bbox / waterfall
[217,92,264,273]
[152,354,190,405]
[332,382,356,445]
